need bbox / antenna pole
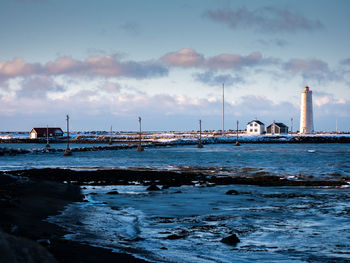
[198,119,203,148]
[235,120,240,146]
[137,116,144,151]
[46,125,50,148]
[109,125,113,145]
[64,115,72,156]
[222,83,224,135]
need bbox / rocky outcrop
[0,230,58,263]
[221,234,240,246]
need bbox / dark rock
[146,184,160,191]
[221,234,240,246]
[164,234,187,240]
[160,247,168,250]
[226,190,239,195]
[162,185,170,189]
[106,191,119,195]
[0,231,58,263]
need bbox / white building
[300,86,314,134]
[246,120,265,135]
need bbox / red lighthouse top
[304,86,310,91]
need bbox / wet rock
[0,231,58,263]
[221,234,240,246]
[106,191,119,195]
[162,185,170,189]
[226,190,239,195]
[160,247,168,250]
[146,184,160,191]
[164,233,187,240]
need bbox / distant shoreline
[1,134,350,145]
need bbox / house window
[250,124,253,126]
[254,123,257,126]
[250,129,253,132]
[254,129,257,132]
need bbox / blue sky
[0,0,349,131]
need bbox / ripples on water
[1,143,350,179]
[3,143,350,262]
[49,185,350,263]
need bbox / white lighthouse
[300,86,314,134]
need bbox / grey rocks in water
[106,191,119,195]
[221,234,240,246]
[226,190,239,195]
[146,184,161,191]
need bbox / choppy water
[49,184,350,262]
[1,144,350,180]
[3,143,350,262]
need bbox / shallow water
[49,184,350,263]
[1,144,350,180]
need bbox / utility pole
[137,116,144,152]
[198,119,203,148]
[109,125,113,145]
[64,115,72,156]
[46,124,50,149]
[290,117,293,134]
[235,120,240,146]
[222,83,225,136]
[336,118,338,134]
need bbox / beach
[0,170,147,263]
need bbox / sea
[1,143,350,262]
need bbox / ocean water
[2,143,350,262]
[49,184,350,262]
[1,143,350,180]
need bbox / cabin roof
[31,127,63,134]
[247,120,264,125]
[267,122,288,128]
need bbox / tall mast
[46,124,50,148]
[64,114,72,156]
[235,120,240,146]
[222,83,224,135]
[137,116,144,151]
[198,119,203,148]
[109,125,113,145]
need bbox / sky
[0,0,349,132]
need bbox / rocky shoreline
[0,171,148,263]
[1,168,348,262]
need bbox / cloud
[0,58,42,81]
[193,71,244,86]
[283,58,338,81]
[102,82,121,93]
[120,22,141,35]
[161,48,205,67]
[0,55,168,81]
[340,58,350,65]
[161,48,271,70]
[204,6,323,34]
[206,52,266,70]
[46,55,168,79]
[256,38,289,48]
[16,76,65,98]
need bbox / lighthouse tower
[300,86,314,134]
